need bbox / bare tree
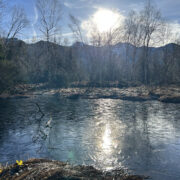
[69,13,125,84]
[0,5,28,66]
[35,0,62,83]
[69,14,84,44]
[36,0,62,42]
[124,10,144,48]
[0,0,5,48]
[0,0,4,22]
[139,0,164,84]
[6,6,28,39]
[124,1,164,84]
[89,22,124,82]
[69,13,123,47]
[124,10,144,81]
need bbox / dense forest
[0,0,180,93]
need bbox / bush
[0,60,20,93]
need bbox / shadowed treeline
[0,0,180,93]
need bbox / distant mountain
[5,38,180,67]
[3,38,180,85]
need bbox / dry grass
[0,159,148,180]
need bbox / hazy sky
[9,0,180,42]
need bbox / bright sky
[81,8,125,36]
[7,0,180,43]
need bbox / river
[0,95,180,180]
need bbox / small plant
[16,160,23,166]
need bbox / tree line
[0,0,180,93]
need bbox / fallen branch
[35,103,45,118]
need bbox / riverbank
[57,86,180,103]
[0,84,180,103]
[0,158,148,180]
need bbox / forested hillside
[0,38,180,93]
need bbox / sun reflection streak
[84,99,126,170]
[102,124,112,154]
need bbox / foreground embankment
[0,159,148,180]
[0,84,180,103]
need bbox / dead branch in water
[35,103,45,118]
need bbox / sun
[81,8,125,37]
[92,8,123,33]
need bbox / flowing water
[0,95,180,180]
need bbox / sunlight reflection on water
[102,124,112,153]
[0,97,180,180]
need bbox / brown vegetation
[0,84,179,103]
[0,159,148,180]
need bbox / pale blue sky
[8,0,180,42]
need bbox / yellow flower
[16,160,23,166]
[0,169,2,173]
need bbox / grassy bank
[0,84,180,103]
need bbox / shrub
[0,60,20,93]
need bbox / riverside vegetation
[0,0,180,179]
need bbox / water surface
[0,95,180,180]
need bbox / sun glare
[82,8,125,35]
[93,9,121,32]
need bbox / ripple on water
[0,97,180,180]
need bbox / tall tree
[140,0,163,84]
[6,6,28,39]
[124,1,164,84]
[36,0,62,42]
[36,0,62,83]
